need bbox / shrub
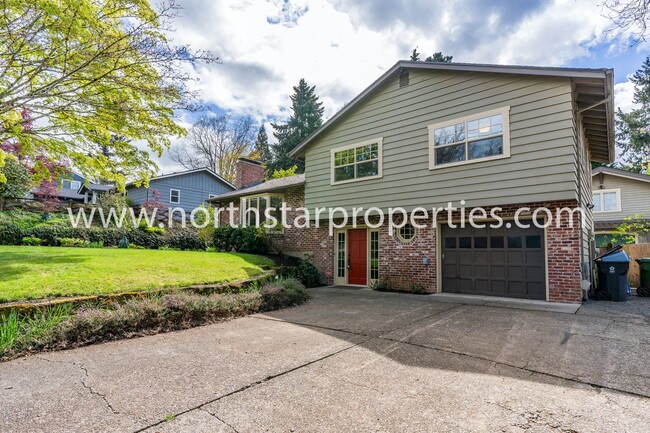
[277,255,322,288]
[260,278,308,310]
[21,236,42,246]
[0,223,22,245]
[293,254,322,288]
[86,241,104,248]
[410,283,426,294]
[213,225,234,251]
[369,278,392,291]
[163,228,207,251]
[212,225,269,254]
[57,237,89,247]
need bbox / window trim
[592,188,621,213]
[239,193,285,232]
[169,188,181,204]
[330,137,383,185]
[396,223,417,244]
[427,106,511,170]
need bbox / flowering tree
[141,189,166,212]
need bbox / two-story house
[592,166,650,247]
[214,61,615,304]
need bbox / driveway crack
[131,337,374,433]
[34,356,118,415]
[199,408,238,432]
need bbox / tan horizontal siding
[304,69,579,211]
[592,174,650,221]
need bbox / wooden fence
[598,243,650,287]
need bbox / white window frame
[396,223,417,244]
[428,106,511,170]
[330,137,383,185]
[169,189,181,204]
[240,193,285,232]
[62,179,81,190]
[592,188,621,213]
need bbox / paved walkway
[1,288,649,432]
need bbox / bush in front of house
[57,237,89,247]
[163,227,207,251]
[212,225,269,254]
[21,236,41,246]
[260,278,309,310]
[276,254,323,288]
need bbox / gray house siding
[303,69,579,212]
[127,171,233,214]
[591,173,650,221]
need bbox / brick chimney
[235,158,265,189]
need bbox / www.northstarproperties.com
[67,201,588,236]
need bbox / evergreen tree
[615,56,650,173]
[254,125,272,163]
[269,79,324,174]
[409,48,452,63]
[425,52,453,63]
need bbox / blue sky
[155,0,648,172]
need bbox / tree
[169,115,256,182]
[0,155,30,210]
[603,0,650,44]
[0,0,217,189]
[614,56,650,173]
[271,165,298,179]
[269,79,324,174]
[254,125,272,163]
[409,48,453,63]
[425,52,453,63]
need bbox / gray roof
[79,183,115,193]
[289,60,615,162]
[209,174,305,201]
[592,166,650,183]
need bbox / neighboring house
[31,171,114,203]
[591,166,650,247]
[126,167,235,214]
[214,61,615,304]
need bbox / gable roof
[208,174,305,202]
[592,166,650,183]
[289,60,615,162]
[126,167,236,190]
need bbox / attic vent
[399,68,409,88]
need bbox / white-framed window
[428,106,511,169]
[369,230,379,281]
[592,189,621,213]
[62,179,81,190]
[331,137,383,185]
[240,194,284,230]
[397,223,417,243]
[169,189,181,204]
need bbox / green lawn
[0,246,274,302]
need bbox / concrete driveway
[1,287,649,433]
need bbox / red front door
[348,229,367,285]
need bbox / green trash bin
[636,258,650,289]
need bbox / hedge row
[0,223,207,251]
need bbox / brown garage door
[441,224,546,300]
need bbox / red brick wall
[218,189,584,303]
[234,159,265,189]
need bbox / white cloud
[614,80,638,113]
[148,0,642,172]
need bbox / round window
[398,223,416,243]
